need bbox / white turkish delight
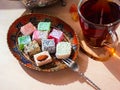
[56,42,71,59]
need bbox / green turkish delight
[18,35,31,50]
[37,22,51,31]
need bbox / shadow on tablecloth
[103,42,120,81]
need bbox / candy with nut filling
[34,51,52,66]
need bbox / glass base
[79,37,116,61]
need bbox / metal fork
[62,58,101,90]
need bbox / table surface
[0,0,120,90]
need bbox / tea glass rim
[78,0,120,28]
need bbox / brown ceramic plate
[7,13,79,72]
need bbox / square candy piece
[18,35,31,50]
[56,42,71,59]
[37,22,51,31]
[34,51,52,66]
[42,39,55,53]
[48,28,64,44]
[24,40,41,56]
[20,22,36,35]
[32,30,48,44]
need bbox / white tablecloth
[0,0,120,90]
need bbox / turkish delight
[42,39,55,53]
[34,51,52,66]
[32,30,48,44]
[20,22,36,35]
[56,42,71,59]
[24,40,41,56]
[18,35,31,50]
[48,28,64,44]
[37,22,51,31]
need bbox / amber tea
[78,0,120,47]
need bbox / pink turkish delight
[48,28,64,44]
[20,22,37,35]
[32,30,48,44]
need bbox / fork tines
[62,58,73,65]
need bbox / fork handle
[79,73,101,90]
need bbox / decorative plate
[7,13,79,72]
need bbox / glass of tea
[78,0,120,61]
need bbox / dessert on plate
[18,21,72,67]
